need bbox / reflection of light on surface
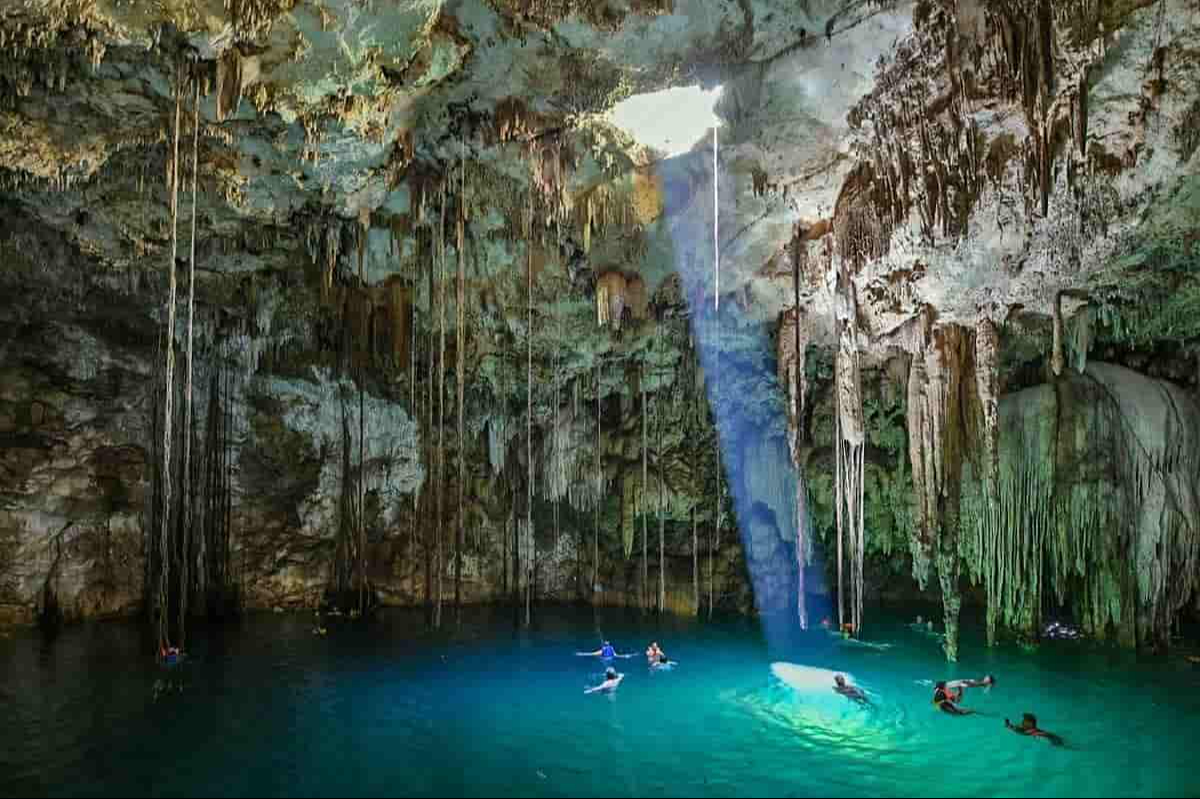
[771,662,853,691]
[607,85,722,155]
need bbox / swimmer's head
[659,654,668,664]
[916,615,924,624]
[984,675,996,686]
[605,667,617,680]
[934,681,947,691]
[1022,713,1037,728]
[834,674,846,687]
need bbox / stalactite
[157,73,183,654]
[1051,291,1065,377]
[975,317,1001,488]
[834,290,866,634]
[215,48,243,123]
[596,272,627,331]
[906,318,976,660]
[783,229,810,629]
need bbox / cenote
[4,1,1200,797]
[4,607,1200,797]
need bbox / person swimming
[577,641,632,659]
[646,641,663,661]
[584,667,624,694]
[833,674,869,704]
[933,681,974,715]
[1006,713,1064,746]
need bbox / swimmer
[1005,713,1064,746]
[584,667,624,694]
[646,641,664,661]
[833,674,869,704]
[947,675,995,691]
[932,681,974,715]
[577,641,633,659]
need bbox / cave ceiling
[1,0,1198,385]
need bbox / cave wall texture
[1,0,1198,659]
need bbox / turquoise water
[2,606,1199,797]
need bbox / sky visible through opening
[607,84,723,155]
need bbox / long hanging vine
[525,186,534,628]
[157,69,183,655]
[410,276,419,599]
[642,360,648,611]
[657,326,666,614]
[593,361,600,596]
[455,148,466,614]
[435,181,446,628]
[178,74,200,649]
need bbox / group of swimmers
[577,640,676,694]
[830,664,1064,745]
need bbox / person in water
[584,667,624,694]
[646,641,663,662]
[833,674,868,704]
[932,681,974,715]
[577,641,632,659]
[1006,713,1064,746]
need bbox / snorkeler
[1005,713,1064,746]
[833,674,869,704]
[584,667,624,694]
[932,681,974,715]
[577,641,633,659]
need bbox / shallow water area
[2,607,1199,797]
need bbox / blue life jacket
[601,644,615,658]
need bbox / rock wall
[961,363,1200,649]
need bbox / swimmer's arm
[576,650,601,656]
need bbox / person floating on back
[1006,713,1064,746]
[577,641,632,659]
[584,667,624,694]
[833,674,869,704]
[932,681,974,715]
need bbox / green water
[2,606,1198,798]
